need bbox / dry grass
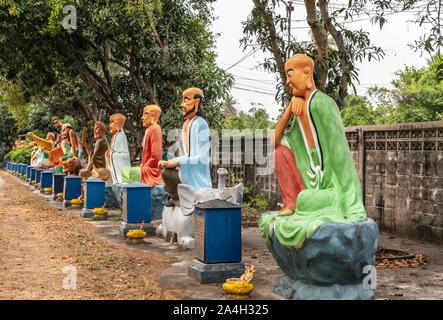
[0,171,181,300]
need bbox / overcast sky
[211,0,431,119]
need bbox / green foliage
[390,55,443,122]
[5,144,33,163]
[0,0,233,151]
[0,104,18,154]
[341,56,443,126]
[224,103,275,134]
[230,172,268,216]
[341,95,375,126]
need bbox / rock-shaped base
[266,218,378,300]
[158,205,195,249]
[104,185,121,209]
[151,185,168,221]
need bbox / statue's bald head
[285,53,316,97]
[142,104,162,127]
[109,113,126,135]
[285,54,314,74]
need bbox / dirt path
[0,171,179,300]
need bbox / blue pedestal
[21,165,28,179]
[29,167,36,185]
[265,218,379,300]
[26,166,32,182]
[52,173,66,200]
[122,182,151,223]
[63,175,82,208]
[40,170,53,194]
[188,199,244,283]
[105,183,167,221]
[120,182,154,237]
[81,178,105,218]
[34,169,43,189]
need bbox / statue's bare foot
[276,208,295,217]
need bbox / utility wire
[224,48,258,71]
[232,87,276,96]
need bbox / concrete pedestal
[80,208,94,218]
[188,259,245,284]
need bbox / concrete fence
[210,121,443,244]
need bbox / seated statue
[27,132,55,168]
[121,105,164,186]
[258,54,377,300]
[106,113,131,184]
[52,118,81,159]
[259,53,367,248]
[79,122,111,183]
[158,87,211,206]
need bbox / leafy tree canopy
[0,0,233,160]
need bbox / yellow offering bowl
[222,278,254,298]
[126,229,147,243]
[57,193,64,200]
[71,199,83,208]
[92,208,107,217]
[44,187,52,195]
[31,180,36,185]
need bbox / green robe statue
[259,90,367,248]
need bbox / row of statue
[18,54,368,222]
[11,54,377,299]
[25,87,210,205]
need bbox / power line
[233,74,278,84]
[232,87,275,96]
[224,48,258,71]
[290,8,420,29]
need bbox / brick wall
[211,121,443,244]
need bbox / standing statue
[106,113,131,184]
[121,105,164,186]
[158,87,211,206]
[51,118,84,174]
[259,54,378,300]
[52,118,81,160]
